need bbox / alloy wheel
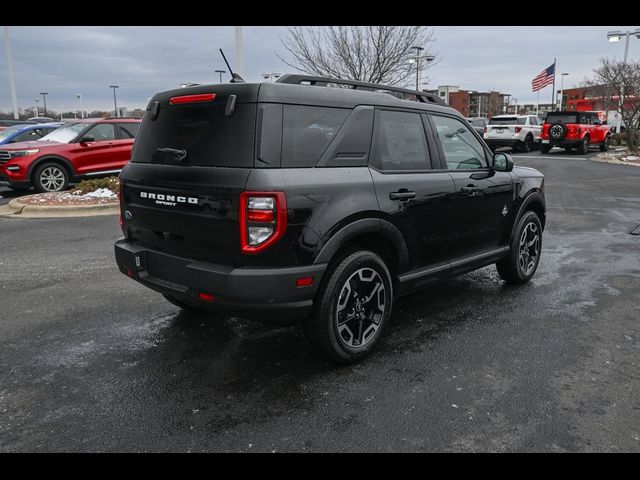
[518,222,540,276]
[336,267,386,348]
[40,166,66,191]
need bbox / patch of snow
[623,155,639,161]
[83,188,116,199]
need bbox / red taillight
[296,277,313,288]
[198,292,215,302]
[169,93,216,105]
[239,191,287,254]
[118,181,123,232]
[515,126,522,133]
[483,126,487,134]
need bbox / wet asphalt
[1,149,639,452]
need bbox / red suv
[0,118,141,192]
[540,111,610,154]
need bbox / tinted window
[489,117,519,125]
[12,129,42,142]
[546,113,578,124]
[132,102,256,167]
[281,105,348,168]
[372,110,430,171]
[118,123,140,139]
[87,123,116,141]
[431,115,488,170]
[529,117,538,126]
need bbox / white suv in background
[483,115,542,152]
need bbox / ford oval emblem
[124,210,133,220]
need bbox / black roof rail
[275,74,447,106]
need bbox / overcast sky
[1,25,638,114]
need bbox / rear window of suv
[545,113,579,124]
[489,117,526,125]
[132,101,256,167]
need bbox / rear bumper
[484,138,520,148]
[542,138,583,147]
[114,239,327,324]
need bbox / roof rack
[275,74,447,106]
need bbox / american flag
[531,63,555,92]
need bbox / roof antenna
[219,48,245,83]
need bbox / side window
[12,129,40,142]
[431,115,488,170]
[281,105,349,168]
[118,123,140,139]
[529,117,538,126]
[371,110,430,171]
[86,123,116,141]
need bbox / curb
[3,197,119,218]
[591,154,640,168]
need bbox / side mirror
[79,135,95,143]
[493,152,514,172]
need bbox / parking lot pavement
[1,156,639,452]
[0,186,30,206]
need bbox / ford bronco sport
[540,110,610,154]
[114,75,546,364]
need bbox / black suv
[115,75,546,363]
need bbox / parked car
[27,116,56,123]
[0,118,141,192]
[483,114,542,152]
[114,76,546,364]
[0,123,62,146]
[464,116,488,136]
[0,119,36,131]
[540,111,610,154]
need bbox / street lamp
[607,29,640,63]
[411,46,424,91]
[558,73,569,110]
[215,69,226,83]
[34,98,39,117]
[40,92,48,117]
[109,85,119,117]
[76,94,84,119]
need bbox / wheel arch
[314,218,410,275]
[511,192,546,239]
[28,155,75,181]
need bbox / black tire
[163,294,203,312]
[599,136,610,152]
[577,135,589,155]
[521,135,533,153]
[496,211,542,285]
[540,144,552,154]
[564,146,573,152]
[304,250,393,364]
[33,162,69,192]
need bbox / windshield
[39,123,87,143]
[0,126,24,141]
[545,113,578,124]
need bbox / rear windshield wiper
[154,147,188,164]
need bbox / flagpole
[551,57,557,110]
[537,91,539,115]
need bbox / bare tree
[278,26,437,88]
[584,58,640,151]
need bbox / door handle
[389,189,416,201]
[461,186,482,196]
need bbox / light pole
[215,69,226,83]
[3,27,19,120]
[76,94,84,118]
[109,85,119,117]
[411,46,424,91]
[40,92,48,117]
[34,98,39,117]
[607,29,640,63]
[558,73,569,110]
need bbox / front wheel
[496,211,542,284]
[304,250,393,364]
[577,136,590,155]
[33,162,69,192]
[599,136,610,152]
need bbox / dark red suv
[540,111,610,154]
[0,118,141,192]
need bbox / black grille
[0,151,11,163]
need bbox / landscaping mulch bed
[17,188,118,206]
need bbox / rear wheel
[496,211,542,285]
[540,144,552,154]
[577,135,590,155]
[304,250,393,364]
[521,135,533,153]
[599,136,610,152]
[33,162,69,192]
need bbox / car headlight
[9,149,40,158]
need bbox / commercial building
[427,85,510,118]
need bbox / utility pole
[3,26,19,120]
[412,46,424,91]
[109,85,119,117]
[234,26,245,78]
[40,92,48,116]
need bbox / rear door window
[132,102,256,167]
[371,110,431,171]
[86,123,116,141]
[281,105,349,168]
